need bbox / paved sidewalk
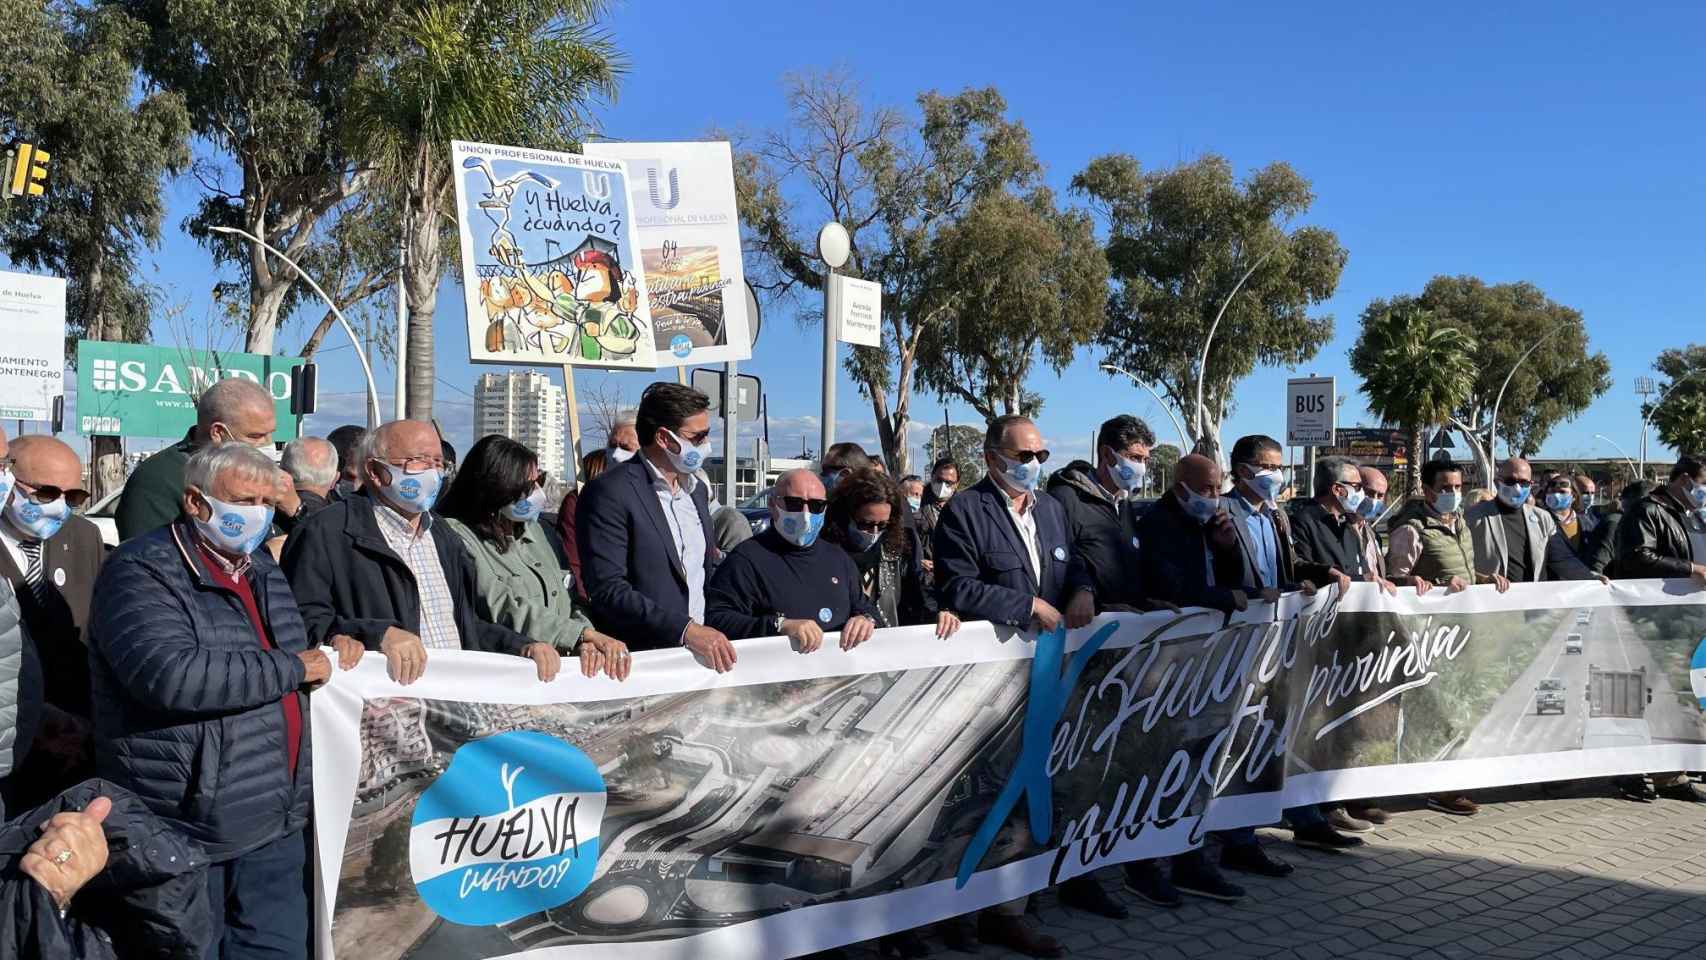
[850,782,1706,959]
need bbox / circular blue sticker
[399,477,423,501]
[1053,546,1067,561]
[670,334,692,359]
[410,731,607,926]
[818,607,832,623]
[218,512,246,538]
[20,502,42,523]
[1691,636,1706,709]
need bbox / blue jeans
[203,828,310,960]
[1286,804,1329,829]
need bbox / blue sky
[31,1,1706,469]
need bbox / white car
[1565,633,1584,655]
[86,487,123,548]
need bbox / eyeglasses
[374,456,444,475]
[14,478,91,510]
[853,518,890,533]
[778,496,828,514]
[1498,478,1532,488]
[1337,480,1364,492]
[998,448,1051,465]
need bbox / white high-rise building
[473,371,566,480]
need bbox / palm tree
[1350,304,1477,495]
[346,0,625,420]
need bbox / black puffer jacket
[1046,461,1146,608]
[0,779,211,960]
[87,521,312,862]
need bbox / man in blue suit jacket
[931,414,1122,956]
[576,383,732,668]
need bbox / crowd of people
[2,374,1706,959]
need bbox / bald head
[366,420,440,466]
[9,436,83,495]
[282,436,338,495]
[1498,458,1532,484]
[199,377,276,448]
[773,468,826,501]
[1177,454,1222,498]
[0,423,9,462]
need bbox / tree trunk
[403,188,442,421]
[245,269,292,354]
[1405,422,1425,497]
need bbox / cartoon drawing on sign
[453,143,655,367]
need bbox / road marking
[1609,608,1632,670]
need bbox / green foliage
[732,76,1044,473]
[1072,153,1346,458]
[1349,303,1477,493]
[1645,345,1706,455]
[1413,275,1611,460]
[0,0,189,346]
[927,423,987,486]
[913,188,1108,421]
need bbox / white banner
[312,579,1706,959]
[0,270,65,421]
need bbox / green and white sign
[75,341,304,441]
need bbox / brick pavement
[848,781,1706,959]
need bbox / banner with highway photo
[311,581,1706,959]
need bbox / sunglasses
[853,518,890,533]
[1498,478,1532,488]
[779,496,828,514]
[999,448,1051,465]
[15,478,91,510]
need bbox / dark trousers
[203,828,310,960]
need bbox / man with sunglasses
[931,414,1081,957]
[704,469,878,652]
[1466,457,1597,585]
[577,382,730,669]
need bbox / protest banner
[581,141,750,366]
[451,140,657,369]
[73,341,304,440]
[0,270,66,421]
[312,580,1706,959]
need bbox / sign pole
[817,222,850,466]
[562,363,582,488]
[723,360,738,507]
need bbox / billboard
[0,270,66,420]
[74,341,304,440]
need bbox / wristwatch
[771,613,787,635]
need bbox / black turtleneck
[703,527,879,640]
[1497,497,1532,582]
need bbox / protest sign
[74,341,303,440]
[312,580,1706,959]
[0,270,65,420]
[451,141,657,369]
[581,141,750,366]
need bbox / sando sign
[312,580,1706,958]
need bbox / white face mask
[1109,453,1147,493]
[375,462,442,515]
[1181,488,1219,524]
[993,452,1042,493]
[906,496,921,511]
[663,429,709,474]
[609,447,636,464]
[1691,483,1706,509]
[932,480,954,499]
[503,486,548,522]
[1241,466,1284,503]
[0,466,13,507]
[6,493,69,541]
[1497,482,1530,507]
[192,492,274,556]
[774,508,824,547]
[1337,485,1366,514]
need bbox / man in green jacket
[114,379,299,541]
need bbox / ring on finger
[52,848,73,865]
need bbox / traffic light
[3,142,50,198]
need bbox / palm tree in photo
[1350,303,1477,496]
[346,0,625,420]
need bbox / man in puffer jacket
[88,444,339,959]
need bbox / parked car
[739,486,773,534]
[1535,678,1567,715]
[86,487,122,549]
[1565,633,1584,655]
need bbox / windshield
[740,487,773,510]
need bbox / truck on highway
[1565,633,1584,655]
[1535,678,1567,715]
[1582,665,1653,750]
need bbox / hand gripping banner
[312,580,1706,958]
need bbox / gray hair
[185,442,277,495]
[1314,455,1362,493]
[614,410,637,429]
[281,437,337,487]
[197,377,273,429]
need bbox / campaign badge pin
[54,568,66,587]
[563,572,574,591]
[1053,546,1066,561]
[818,607,832,623]
[1131,536,1141,550]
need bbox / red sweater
[199,546,303,779]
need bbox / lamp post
[1487,335,1555,465]
[1638,369,1704,476]
[1592,434,1639,475]
[1193,245,1278,448]
[1101,363,1190,453]
[210,226,383,428]
[817,222,850,465]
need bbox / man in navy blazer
[575,383,733,668]
[930,414,1122,956]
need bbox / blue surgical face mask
[774,508,824,547]
[821,470,843,492]
[193,492,274,556]
[1433,490,1463,515]
[0,466,12,508]
[1691,483,1706,509]
[334,478,358,499]
[376,462,442,515]
[847,523,881,552]
[1337,485,1366,514]
[1357,497,1385,520]
[7,492,69,541]
[503,486,548,523]
[906,496,921,512]
[1498,482,1530,507]
[1241,465,1283,503]
[1545,491,1574,512]
[1181,488,1219,524]
[994,452,1042,493]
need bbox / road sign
[1286,376,1335,447]
[690,368,761,421]
[75,340,305,440]
[833,274,882,347]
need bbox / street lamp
[210,226,383,429]
[1638,369,1705,475]
[1487,333,1561,465]
[1101,363,1190,453]
[1592,434,1638,475]
[817,221,850,465]
[1193,246,1278,447]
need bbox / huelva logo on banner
[409,731,607,926]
